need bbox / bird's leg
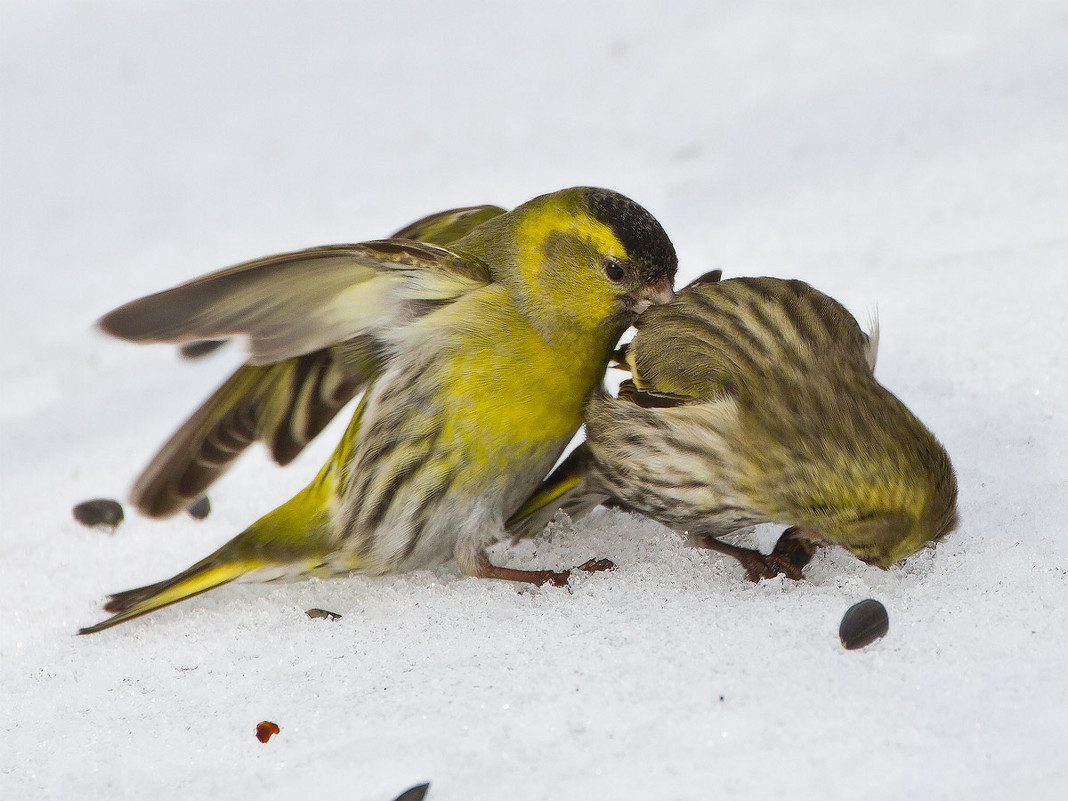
[474,558,571,587]
[457,545,614,588]
[694,530,813,582]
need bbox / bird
[508,273,959,580]
[79,187,677,633]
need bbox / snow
[2,1,1067,798]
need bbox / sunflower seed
[839,599,889,650]
[392,783,430,801]
[187,496,211,520]
[72,499,124,530]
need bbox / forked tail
[77,550,260,634]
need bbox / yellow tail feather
[77,556,264,634]
[79,391,372,634]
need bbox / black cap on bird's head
[456,186,677,326]
[567,187,677,316]
[583,187,678,290]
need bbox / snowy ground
[3,2,1067,799]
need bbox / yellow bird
[80,187,676,633]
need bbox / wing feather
[99,241,491,365]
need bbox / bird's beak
[631,278,675,314]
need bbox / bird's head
[771,388,960,569]
[457,187,677,340]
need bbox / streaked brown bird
[509,273,959,579]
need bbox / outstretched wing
[99,240,492,366]
[103,211,505,518]
[128,340,382,517]
[166,204,507,360]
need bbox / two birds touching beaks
[79,187,958,634]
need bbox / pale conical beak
[631,278,675,314]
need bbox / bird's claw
[769,526,819,573]
[694,531,812,582]
[539,570,572,588]
[532,558,615,588]
[740,528,820,581]
[740,553,805,582]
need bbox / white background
[2,2,1066,799]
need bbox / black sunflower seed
[187,496,211,520]
[839,599,889,650]
[72,499,124,530]
[392,783,430,801]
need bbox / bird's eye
[604,260,626,282]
